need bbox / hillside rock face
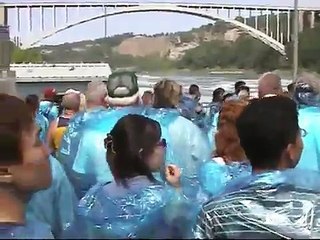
[116,36,173,57]
[115,28,240,60]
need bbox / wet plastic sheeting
[35,112,49,143]
[38,101,59,123]
[64,180,200,239]
[199,161,251,197]
[195,169,320,239]
[27,156,77,238]
[142,108,211,200]
[58,107,109,178]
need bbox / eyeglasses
[300,128,307,137]
[156,138,167,148]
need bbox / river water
[15,74,292,103]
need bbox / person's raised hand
[165,164,181,188]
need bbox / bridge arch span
[26,6,286,55]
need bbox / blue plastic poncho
[35,112,49,143]
[39,100,59,123]
[27,156,77,238]
[297,106,320,171]
[199,159,251,197]
[0,220,54,239]
[64,176,199,239]
[70,106,145,199]
[195,168,320,239]
[143,108,211,201]
[58,107,107,174]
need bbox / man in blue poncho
[195,96,320,239]
[293,73,320,172]
[58,81,108,172]
[70,72,144,199]
[38,87,59,124]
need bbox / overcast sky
[4,0,320,46]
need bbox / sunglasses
[300,128,307,137]
[156,138,167,148]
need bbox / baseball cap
[43,87,57,99]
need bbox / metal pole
[293,0,299,82]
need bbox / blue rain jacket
[70,106,145,199]
[35,112,49,143]
[27,156,77,238]
[64,176,199,239]
[39,100,59,123]
[296,106,320,172]
[195,168,320,239]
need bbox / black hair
[107,114,161,186]
[287,83,295,93]
[212,88,225,102]
[236,96,299,170]
[235,81,246,94]
[0,94,34,165]
[25,94,39,114]
[223,93,234,102]
[189,84,200,95]
[238,85,250,93]
[143,90,153,95]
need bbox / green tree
[11,48,43,63]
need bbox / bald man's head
[258,72,283,98]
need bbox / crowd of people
[1,71,320,239]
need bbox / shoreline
[137,68,295,80]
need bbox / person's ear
[286,143,296,161]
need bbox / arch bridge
[2,2,319,55]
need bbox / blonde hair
[153,79,182,108]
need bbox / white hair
[85,80,107,103]
[0,79,19,97]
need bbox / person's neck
[0,188,25,225]
[86,102,105,110]
[252,161,291,174]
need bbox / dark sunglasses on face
[300,128,307,137]
[156,138,167,148]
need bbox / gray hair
[0,79,19,97]
[85,80,108,103]
[296,72,320,94]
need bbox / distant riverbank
[136,68,296,81]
